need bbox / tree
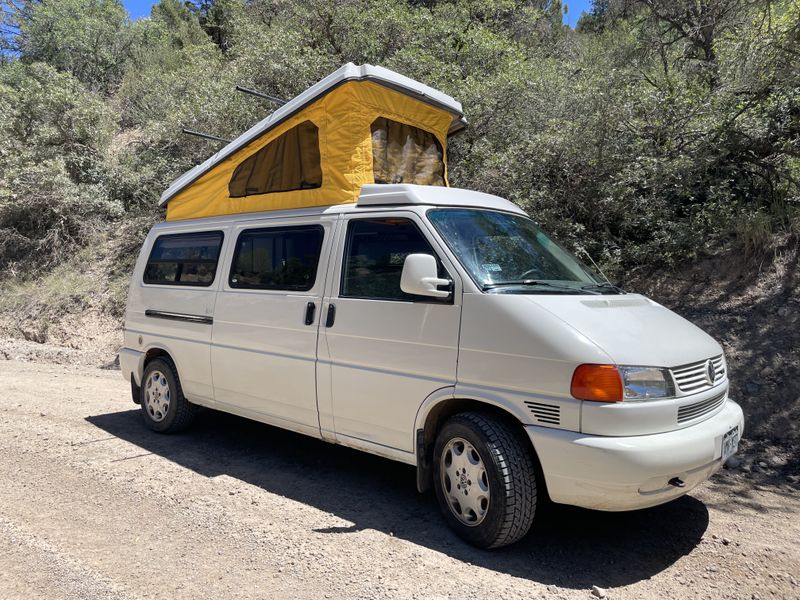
[13,0,129,93]
[0,0,798,276]
[0,61,119,269]
[638,0,753,90]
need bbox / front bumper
[527,399,744,511]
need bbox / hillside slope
[628,237,799,470]
[0,217,153,366]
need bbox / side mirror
[400,254,451,298]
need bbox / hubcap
[144,370,171,423]
[440,437,490,526]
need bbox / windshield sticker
[482,263,502,272]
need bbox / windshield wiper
[581,282,626,294]
[483,280,601,294]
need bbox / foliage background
[1,0,798,278]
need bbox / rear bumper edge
[119,347,144,387]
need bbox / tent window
[229,120,322,197]
[370,117,445,186]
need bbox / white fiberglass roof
[357,184,525,215]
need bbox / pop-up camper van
[121,64,743,548]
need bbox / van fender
[414,384,533,435]
[413,385,536,493]
[136,337,215,407]
[139,341,184,382]
[413,386,455,493]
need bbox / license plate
[722,425,739,462]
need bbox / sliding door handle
[325,303,336,328]
[304,302,316,325]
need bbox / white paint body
[121,184,744,512]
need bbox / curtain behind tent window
[229,120,322,197]
[371,117,445,186]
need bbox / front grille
[671,355,725,394]
[677,391,726,423]
[524,401,561,425]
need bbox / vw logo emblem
[706,359,716,385]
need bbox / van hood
[524,294,722,367]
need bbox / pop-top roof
[159,63,467,208]
[357,184,525,214]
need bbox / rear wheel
[433,412,537,548]
[140,358,196,433]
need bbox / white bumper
[119,347,144,387]
[527,399,744,511]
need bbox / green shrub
[0,0,798,277]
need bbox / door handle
[325,303,336,328]
[304,302,316,325]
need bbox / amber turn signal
[571,364,624,402]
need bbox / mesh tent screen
[370,117,444,186]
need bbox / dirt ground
[1,359,798,600]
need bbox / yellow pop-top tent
[159,63,467,221]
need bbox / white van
[120,182,744,548]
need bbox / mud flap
[416,428,432,493]
[131,374,141,405]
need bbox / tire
[432,412,537,549]
[140,358,196,433]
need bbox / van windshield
[427,208,609,294]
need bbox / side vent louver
[524,401,561,426]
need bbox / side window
[143,231,223,286]
[341,218,445,301]
[230,226,324,291]
[370,117,445,186]
[229,120,322,197]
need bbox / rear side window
[143,231,223,286]
[230,226,324,291]
[341,218,443,301]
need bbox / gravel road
[1,359,798,599]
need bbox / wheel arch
[414,391,544,496]
[143,346,174,367]
[134,346,177,404]
[140,344,183,384]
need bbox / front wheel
[432,412,537,548]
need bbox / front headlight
[619,366,674,399]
